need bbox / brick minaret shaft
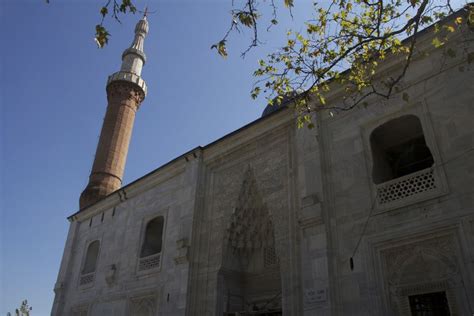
[80,15,149,209]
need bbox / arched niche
[218,167,282,315]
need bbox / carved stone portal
[219,167,282,315]
[381,234,461,315]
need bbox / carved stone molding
[129,295,156,316]
[382,234,458,287]
[391,283,459,316]
[106,81,145,106]
[380,234,461,315]
[105,264,117,286]
[174,238,190,265]
[298,194,323,228]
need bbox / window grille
[138,216,164,273]
[409,291,450,315]
[376,168,436,205]
[79,272,94,286]
[79,240,100,287]
[138,253,161,271]
[264,247,279,267]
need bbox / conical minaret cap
[121,15,149,67]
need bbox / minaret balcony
[107,71,147,96]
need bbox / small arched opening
[82,240,100,274]
[138,216,164,271]
[370,115,434,184]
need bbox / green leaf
[421,16,433,24]
[100,6,108,18]
[236,12,254,27]
[284,0,294,8]
[251,87,261,99]
[468,6,474,27]
[297,117,304,128]
[94,24,110,48]
[211,40,228,58]
[443,25,455,33]
[318,94,326,105]
[432,37,444,48]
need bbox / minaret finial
[143,6,149,18]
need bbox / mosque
[51,7,474,316]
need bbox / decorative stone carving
[105,264,117,286]
[224,167,276,259]
[106,81,145,106]
[382,235,458,287]
[174,238,190,265]
[298,194,323,228]
[380,234,461,315]
[129,296,156,316]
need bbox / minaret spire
[79,16,150,209]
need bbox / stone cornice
[202,107,295,164]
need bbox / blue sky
[0,0,313,314]
[1,0,467,314]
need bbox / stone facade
[52,11,474,316]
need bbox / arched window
[140,217,164,258]
[82,240,100,274]
[370,115,434,184]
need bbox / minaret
[79,14,149,209]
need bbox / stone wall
[318,21,474,315]
[186,120,303,315]
[52,152,202,316]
